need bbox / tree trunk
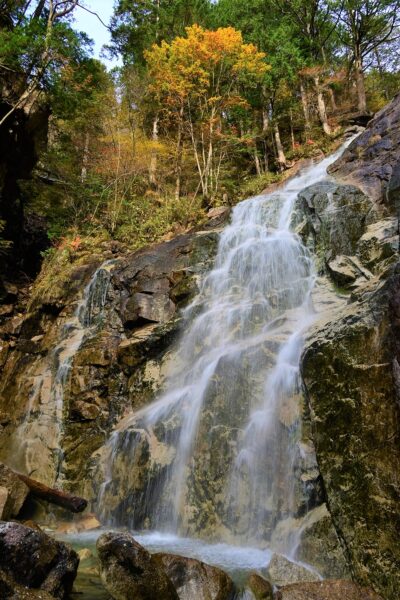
[289,109,295,150]
[374,48,388,100]
[274,123,287,171]
[262,106,270,170]
[174,106,184,201]
[314,76,332,136]
[81,131,90,183]
[16,472,88,513]
[354,54,367,112]
[328,87,337,111]
[254,149,262,176]
[149,114,159,187]
[203,111,216,201]
[300,80,311,139]
[263,141,269,172]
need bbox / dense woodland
[1,0,400,279]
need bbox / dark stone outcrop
[328,92,400,209]
[0,521,79,599]
[96,532,179,600]
[153,552,235,600]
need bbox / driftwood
[16,472,88,513]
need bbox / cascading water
[4,262,114,482]
[98,145,350,551]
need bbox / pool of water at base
[56,529,274,599]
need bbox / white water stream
[5,262,114,482]
[98,143,350,558]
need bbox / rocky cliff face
[298,93,400,599]
[0,94,399,600]
[0,219,223,498]
[328,91,400,211]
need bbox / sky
[73,1,121,68]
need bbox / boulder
[247,572,273,599]
[0,463,29,519]
[153,552,235,600]
[274,580,384,600]
[267,554,319,587]
[0,569,55,599]
[0,521,78,599]
[96,531,179,600]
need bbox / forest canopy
[0,0,399,273]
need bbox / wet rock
[343,125,365,138]
[0,463,29,519]
[247,572,273,599]
[153,552,235,600]
[293,182,375,269]
[267,554,319,587]
[96,531,179,600]
[0,521,79,599]
[329,92,400,207]
[295,504,350,579]
[0,569,55,599]
[274,580,384,600]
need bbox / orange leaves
[144,25,269,199]
[144,25,268,110]
[58,235,82,252]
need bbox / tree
[0,1,83,127]
[335,0,400,112]
[109,0,211,187]
[212,0,304,166]
[109,0,211,66]
[145,25,268,200]
[274,0,340,135]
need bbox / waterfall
[4,262,114,483]
[98,145,350,547]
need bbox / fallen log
[16,472,88,513]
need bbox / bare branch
[76,2,111,30]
